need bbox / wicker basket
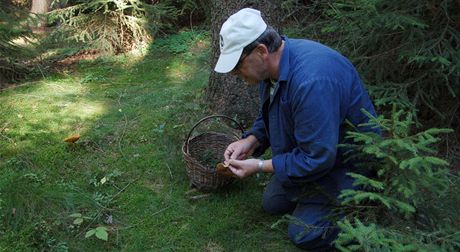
[182,115,244,191]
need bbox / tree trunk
[206,0,281,128]
[30,0,51,33]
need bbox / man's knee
[262,195,294,215]
[288,220,338,251]
[262,177,296,215]
[262,196,279,215]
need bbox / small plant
[69,213,92,227]
[333,105,456,250]
[85,226,109,241]
[69,213,109,241]
[89,170,122,187]
[69,171,122,243]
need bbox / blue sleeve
[243,110,270,157]
[272,78,340,187]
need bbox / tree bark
[30,0,51,33]
[206,0,281,128]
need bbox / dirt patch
[51,50,101,71]
[0,50,103,91]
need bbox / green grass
[0,30,299,251]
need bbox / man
[214,8,380,250]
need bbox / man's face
[231,45,267,85]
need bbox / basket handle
[185,115,245,147]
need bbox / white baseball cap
[214,8,267,73]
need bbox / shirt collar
[259,36,290,102]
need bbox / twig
[189,8,194,31]
[188,194,210,201]
[37,64,46,79]
[118,113,131,163]
[109,177,139,201]
[152,205,172,217]
[185,188,198,195]
[116,90,131,163]
[166,163,173,179]
[116,224,139,231]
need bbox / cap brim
[214,48,244,73]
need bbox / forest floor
[0,31,300,251]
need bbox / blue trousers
[262,176,342,251]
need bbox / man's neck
[269,40,285,81]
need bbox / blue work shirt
[246,37,380,202]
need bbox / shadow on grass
[0,30,299,251]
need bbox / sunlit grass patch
[0,29,300,251]
[0,77,109,161]
[166,61,192,83]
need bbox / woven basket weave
[182,115,244,191]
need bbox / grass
[0,31,299,251]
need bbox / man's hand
[224,135,259,161]
[227,159,260,178]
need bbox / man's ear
[255,44,269,57]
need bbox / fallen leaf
[189,194,210,200]
[69,213,82,218]
[73,218,83,225]
[64,134,80,143]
